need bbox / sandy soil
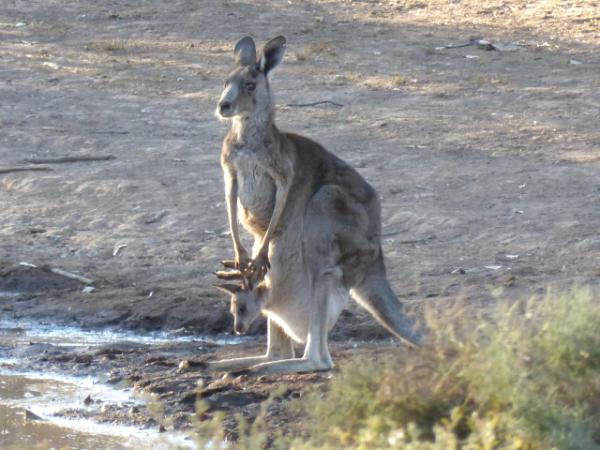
[1,0,599,440]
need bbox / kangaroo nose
[219,101,232,115]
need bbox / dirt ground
[1,0,599,441]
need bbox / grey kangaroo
[211,35,421,375]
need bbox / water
[0,320,246,449]
[0,319,247,348]
[0,374,164,450]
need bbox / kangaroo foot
[230,358,332,376]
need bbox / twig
[397,235,437,245]
[19,262,94,285]
[49,268,95,285]
[286,100,344,108]
[41,126,68,133]
[0,166,53,175]
[41,128,129,135]
[90,130,129,135]
[24,155,115,164]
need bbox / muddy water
[0,321,243,449]
[0,374,153,449]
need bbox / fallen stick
[286,100,344,108]
[397,235,437,245]
[19,262,94,285]
[0,166,53,175]
[50,268,94,285]
[90,130,129,135]
[40,128,129,135]
[24,155,115,164]
[436,41,475,50]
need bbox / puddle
[0,318,249,347]
[0,373,183,450]
[0,371,195,449]
[0,319,247,449]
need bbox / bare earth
[1,0,599,440]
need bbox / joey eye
[245,82,256,92]
[238,305,247,314]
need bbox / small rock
[476,39,494,51]
[82,286,95,294]
[177,360,190,373]
[15,22,26,28]
[42,62,59,70]
[24,409,43,421]
[84,394,93,406]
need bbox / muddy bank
[0,318,395,444]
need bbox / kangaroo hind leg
[231,272,336,376]
[207,318,294,372]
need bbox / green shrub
[195,288,600,449]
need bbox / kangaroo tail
[350,252,422,347]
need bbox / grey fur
[234,36,256,67]
[212,36,422,376]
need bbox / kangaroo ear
[258,35,286,74]
[234,36,256,67]
[213,283,242,296]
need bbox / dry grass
[93,39,126,52]
[194,288,600,449]
[294,41,337,62]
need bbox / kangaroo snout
[218,101,233,117]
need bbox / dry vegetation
[196,289,600,449]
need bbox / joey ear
[258,35,286,74]
[234,36,257,66]
[213,283,242,296]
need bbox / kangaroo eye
[245,82,256,92]
[238,305,247,314]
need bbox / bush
[195,288,600,449]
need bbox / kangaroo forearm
[257,182,290,252]
[229,213,244,254]
[225,179,245,254]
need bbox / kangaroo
[211,35,422,375]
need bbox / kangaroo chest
[232,149,276,233]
